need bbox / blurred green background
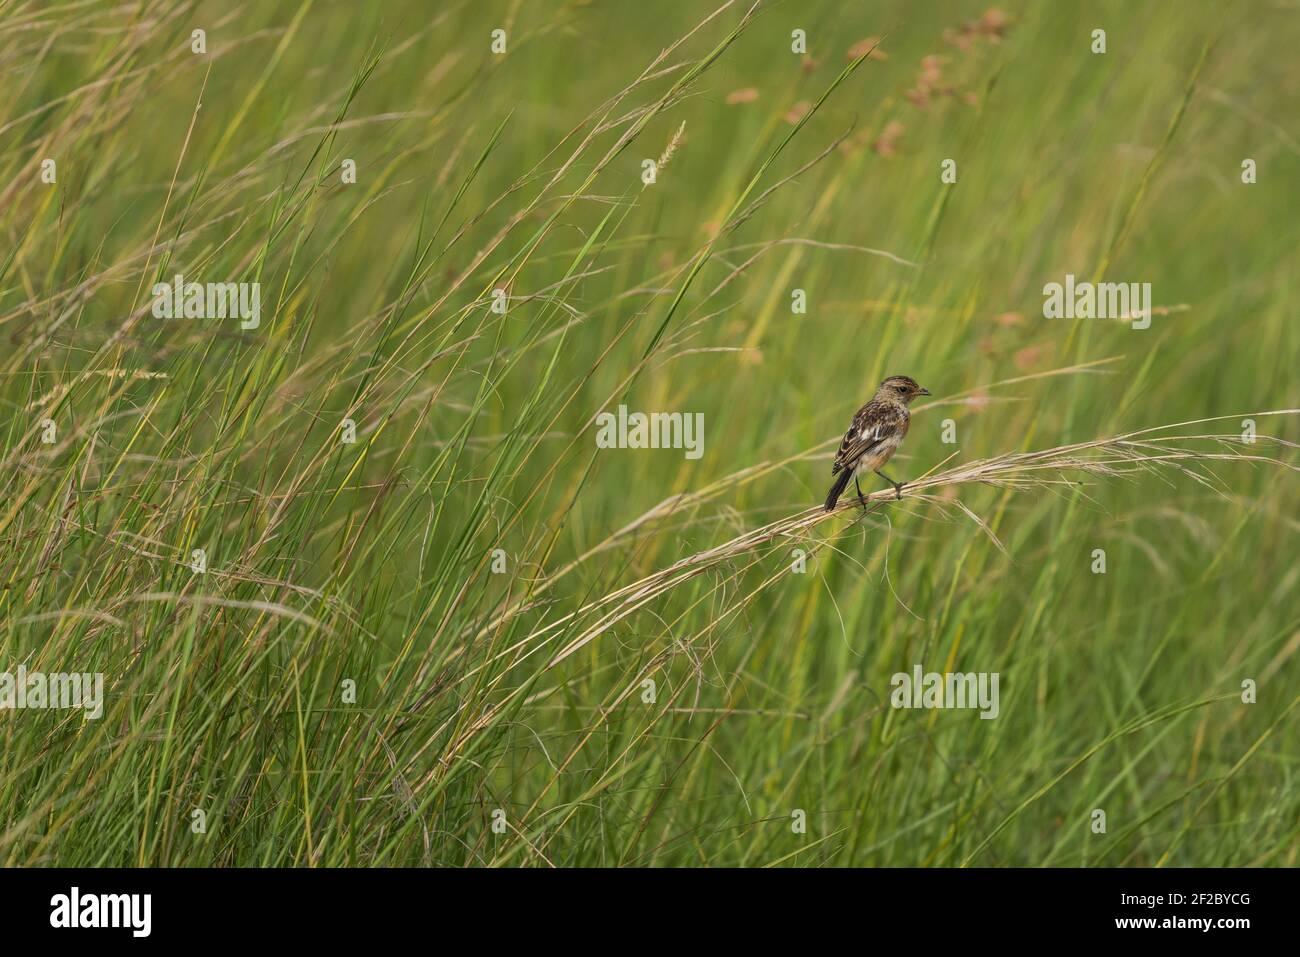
[1,0,1296,866]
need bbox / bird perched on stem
[824,375,931,511]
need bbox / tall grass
[1,0,1296,867]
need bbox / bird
[824,374,931,511]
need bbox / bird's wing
[831,401,905,474]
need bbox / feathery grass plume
[657,121,687,170]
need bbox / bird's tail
[823,469,853,511]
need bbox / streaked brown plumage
[824,375,931,511]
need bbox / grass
[1,0,1297,867]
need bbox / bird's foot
[894,482,905,500]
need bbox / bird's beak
[918,387,932,397]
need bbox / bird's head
[877,374,931,405]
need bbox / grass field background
[1,0,1296,866]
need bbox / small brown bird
[824,374,931,511]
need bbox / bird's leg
[854,475,868,508]
[875,469,905,501]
